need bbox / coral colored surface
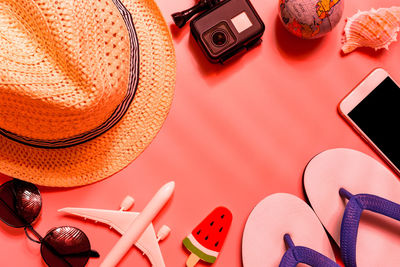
[1,0,400,266]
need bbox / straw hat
[0,0,175,186]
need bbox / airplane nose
[164,181,175,192]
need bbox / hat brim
[0,0,175,187]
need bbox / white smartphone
[339,68,400,175]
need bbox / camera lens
[211,30,227,46]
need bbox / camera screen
[348,77,400,170]
[231,12,253,33]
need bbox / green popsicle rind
[183,237,217,263]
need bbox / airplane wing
[59,208,165,267]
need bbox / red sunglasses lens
[41,226,91,267]
[0,180,41,228]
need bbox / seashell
[342,7,400,54]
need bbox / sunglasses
[0,179,99,267]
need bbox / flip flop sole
[304,148,400,266]
[242,193,335,267]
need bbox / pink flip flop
[242,193,337,267]
[304,148,400,267]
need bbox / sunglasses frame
[0,179,99,267]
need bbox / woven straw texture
[0,0,176,187]
[0,0,130,140]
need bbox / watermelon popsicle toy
[183,207,233,266]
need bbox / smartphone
[339,68,400,175]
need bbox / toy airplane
[59,182,174,267]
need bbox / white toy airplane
[59,182,174,267]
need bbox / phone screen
[348,77,400,170]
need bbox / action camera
[172,0,265,64]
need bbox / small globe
[279,0,344,39]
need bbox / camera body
[173,0,265,64]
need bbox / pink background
[1,0,400,266]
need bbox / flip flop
[242,193,338,267]
[304,148,400,267]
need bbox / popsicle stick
[186,253,200,267]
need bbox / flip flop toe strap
[279,234,339,267]
[339,188,400,267]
